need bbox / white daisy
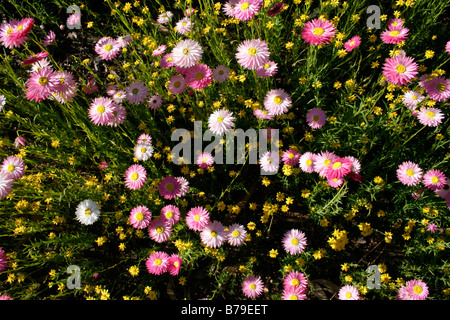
[134,143,154,161]
[75,199,100,225]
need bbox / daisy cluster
[0,0,449,302]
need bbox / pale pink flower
[236,39,270,70]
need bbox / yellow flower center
[156,226,164,234]
[173,81,181,88]
[241,2,250,10]
[291,278,300,286]
[413,285,423,295]
[60,78,65,85]
[165,183,174,191]
[202,157,208,163]
[426,111,435,118]
[182,22,187,26]
[6,27,13,35]
[104,44,113,51]
[194,214,200,221]
[412,95,417,100]
[263,63,270,69]
[130,172,139,181]
[247,47,257,56]
[232,230,240,237]
[395,64,406,74]
[288,153,295,159]
[350,41,355,46]
[406,169,415,177]
[174,261,179,267]
[135,212,144,221]
[249,284,256,290]
[7,164,15,172]
[218,69,224,75]
[132,88,139,94]
[290,294,298,300]
[97,105,105,114]
[166,211,173,219]
[38,77,49,86]
[85,209,92,216]
[306,159,313,166]
[291,238,299,245]
[141,148,147,153]
[345,292,352,299]
[324,159,332,166]
[313,27,325,36]
[436,83,446,92]
[217,116,224,122]
[332,161,342,169]
[183,48,190,55]
[167,57,173,62]
[195,72,204,81]
[267,158,272,164]
[210,231,218,238]
[389,30,400,36]
[273,96,283,104]
[154,258,162,266]
[431,176,439,183]
[312,115,320,122]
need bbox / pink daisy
[112,90,127,104]
[435,180,449,200]
[14,136,26,149]
[302,18,336,45]
[67,13,81,29]
[380,26,409,44]
[402,90,425,110]
[167,254,182,276]
[325,157,353,180]
[227,224,247,246]
[423,169,446,191]
[0,18,34,48]
[53,71,77,104]
[129,205,152,229]
[157,11,173,24]
[137,133,152,145]
[186,206,210,231]
[236,39,270,70]
[242,275,264,299]
[42,30,56,46]
[306,108,327,129]
[88,97,117,126]
[0,172,14,199]
[446,41,450,54]
[344,155,361,174]
[387,18,404,28]
[281,287,307,300]
[148,217,172,243]
[23,51,48,66]
[397,161,423,186]
[212,65,230,82]
[186,63,213,90]
[152,45,166,56]
[416,107,444,127]
[184,8,196,17]
[208,108,235,135]
[158,176,182,200]
[253,108,274,120]
[175,17,192,35]
[313,150,338,177]
[256,60,278,77]
[338,285,360,300]
[327,177,344,188]
[124,164,147,190]
[405,279,429,300]
[344,36,361,52]
[423,76,450,102]
[263,88,292,116]
[299,152,316,173]
[1,156,25,181]
[172,39,203,68]
[168,75,187,95]
[95,37,120,60]
[106,84,117,96]
[0,247,7,272]
[200,220,227,248]
[234,0,263,21]
[382,54,418,86]
[160,205,181,226]
[116,35,132,48]
[126,81,148,105]
[160,53,176,68]
[197,152,215,168]
[282,148,300,166]
[259,151,279,174]
[282,229,307,255]
[283,271,308,292]
[223,0,239,17]
[25,67,60,102]
[146,251,170,275]
[176,176,190,197]
[397,286,413,300]
[148,94,163,109]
